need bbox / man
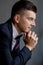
[0,0,38,65]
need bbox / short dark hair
[11,0,37,21]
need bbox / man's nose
[33,22,36,26]
[31,21,36,27]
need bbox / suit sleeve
[0,27,32,65]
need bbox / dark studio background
[0,0,43,65]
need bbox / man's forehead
[23,10,36,19]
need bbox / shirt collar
[12,23,19,38]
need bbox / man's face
[18,10,36,33]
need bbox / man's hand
[23,31,38,51]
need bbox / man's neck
[14,23,22,34]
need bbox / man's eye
[27,18,33,20]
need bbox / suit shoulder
[0,19,11,29]
[0,22,7,28]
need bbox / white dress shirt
[12,23,19,50]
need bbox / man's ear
[13,14,20,23]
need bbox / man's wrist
[25,45,32,51]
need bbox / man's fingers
[36,37,38,41]
[35,34,37,38]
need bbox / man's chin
[24,30,30,33]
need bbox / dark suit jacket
[0,19,31,65]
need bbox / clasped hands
[23,31,38,51]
